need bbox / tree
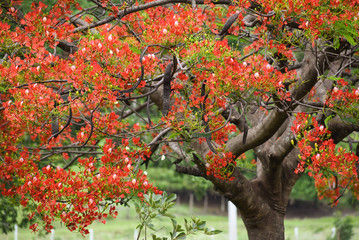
[0,0,359,239]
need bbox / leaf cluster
[134,192,221,240]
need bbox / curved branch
[73,0,232,33]
[227,45,331,159]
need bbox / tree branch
[73,0,232,33]
[226,44,333,159]
[175,165,204,177]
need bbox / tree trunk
[242,211,285,240]
[189,192,194,213]
[203,194,208,213]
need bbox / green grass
[1,204,358,240]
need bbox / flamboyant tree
[0,0,359,239]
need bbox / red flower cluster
[0,2,163,234]
[292,113,359,203]
[326,79,359,122]
[205,149,237,181]
[1,0,358,235]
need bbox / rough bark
[243,210,285,240]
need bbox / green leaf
[166,193,177,203]
[148,223,156,230]
[134,202,140,213]
[327,75,342,81]
[175,232,187,240]
[324,115,334,128]
[209,230,223,235]
[163,213,175,218]
[197,221,206,230]
[144,193,151,202]
[184,218,190,233]
[97,138,106,147]
[343,33,356,45]
[129,46,141,54]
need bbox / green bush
[327,211,354,240]
[134,192,221,240]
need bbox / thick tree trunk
[242,211,285,240]
[228,155,294,240]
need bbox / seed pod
[240,115,248,145]
[201,80,217,154]
[218,12,239,36]
[162,61,174,116]
[51,101,59,138]
[51,115,59,137]
[48,106,72,143]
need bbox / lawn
[1,204,358,240]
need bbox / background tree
[0,0,359,239]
